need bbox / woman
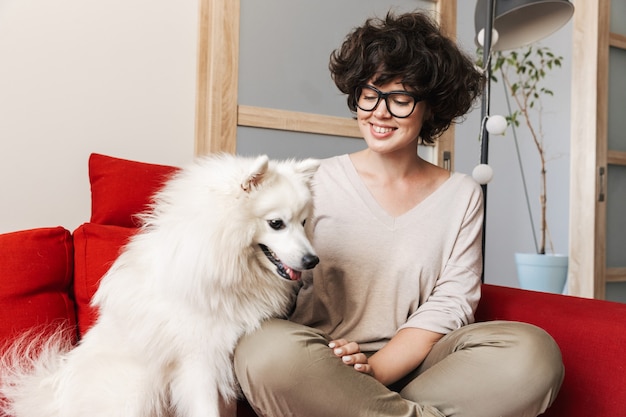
[234,11,563,417]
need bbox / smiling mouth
[372,124,395,134]
[259,244,302,281]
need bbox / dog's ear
[241,155,269,192]
[294,159,321,183]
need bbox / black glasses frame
[355,85,422,118]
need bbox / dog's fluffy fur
[0,154,320,417]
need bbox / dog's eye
[267,219,285,230]
[301,219,306,227]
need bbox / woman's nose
[373,98,391,118]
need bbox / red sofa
[1,153,625,417]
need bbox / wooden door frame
[194,0,457,168]
[568,0,608,299]
[569,0,626,298]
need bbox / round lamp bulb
[486,115,507,135]
[477,28,499,48]
[472,164,494,185]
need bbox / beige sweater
[290,154,484,351]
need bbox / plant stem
[499,70,539,254]
[501,65,547,254]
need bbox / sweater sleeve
[398,177,484,335]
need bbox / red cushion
[89,153,179,228]
[0,227,76,348]
[73,223,136,337]
[477,284,626,417]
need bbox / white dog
[0,154,320,417]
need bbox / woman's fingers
[344,353,372,375]
[329,340,360,356]
[341,352,367,365]
[328,340,372,374]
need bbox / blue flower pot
[515,253,568,294]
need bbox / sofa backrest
[0,227,77,348]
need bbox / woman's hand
[328,339,373,376]
[329,328,444,386]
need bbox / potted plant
[482,44,568,293]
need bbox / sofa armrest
[476,284,626,417]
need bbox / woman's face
[355,80,428,156]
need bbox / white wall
[0,0,198,233]
[454,1,573,287]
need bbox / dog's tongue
[285,266,301,281]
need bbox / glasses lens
[356,86,417,118]
[386,92,416,118]
[356,86,381,111]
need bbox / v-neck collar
[338,154,458,229]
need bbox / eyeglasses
[355,85,422,118]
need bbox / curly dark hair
[329,11,484,144]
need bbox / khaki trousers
[234,319,563,417]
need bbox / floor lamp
[472,0,574,281]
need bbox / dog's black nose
[302,254,320,270]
